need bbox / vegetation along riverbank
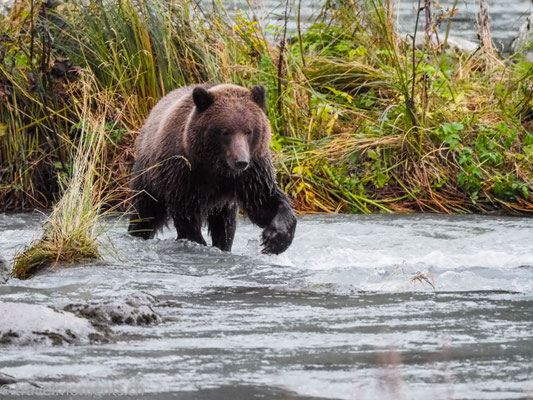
[1,0,532,218]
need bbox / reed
[11,74,115,279]
[275,0,532,214]
[12,122,104,278]
[1,0,531,224]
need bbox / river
[1,212,532,399]
[220,0,533,50]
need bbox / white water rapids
[0,212,532,399]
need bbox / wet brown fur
[128,84,296,254]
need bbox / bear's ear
[250,85,267,110]
[192,87,214,112]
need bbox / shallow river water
[1,213,533,399]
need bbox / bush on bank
[1,0,532,215]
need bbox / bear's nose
[235,160,249,170]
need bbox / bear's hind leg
[173,212,207,246]
[128,191,167,239]
[208,204,238,252]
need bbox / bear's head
[186,84,271,174]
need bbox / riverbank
[1,0,532,214]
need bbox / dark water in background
[221,0,533,50]
[1,0,531,48]
[396,0,532,48]
[1,213,532,399]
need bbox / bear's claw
[260,214,296,255]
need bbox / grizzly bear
[128,84,296,254]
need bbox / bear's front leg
[243,188,296,255]
[260,201,297,254]
[239,158,297,254]
[207,204,238,252]
[173,213,207,246]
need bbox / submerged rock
[0,372,17,387]
[64,293,161,330]
[0,294,160,347]
[0,371,40,388]
[0,302,107,346]
[0,256,9,283]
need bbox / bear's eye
[245,129,253,136]
[220,128,231,136]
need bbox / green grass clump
[12,94,111,279]
[12,233,99,280]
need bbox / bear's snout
[227,133,250,171]
[229,153,249,171]
[235,160,249,170]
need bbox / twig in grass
[477,0,494,56]
[29,0,68,175]
[297,0,306,70]
[410,0,424,124]
[424,0,431,39]
[277,0,290,136]
[411,271,436,289]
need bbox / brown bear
[128,84,296,254]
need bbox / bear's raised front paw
[261,215,296,255]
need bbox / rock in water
[446,36,478,52]
[0,371,41,388]
[64,293,161,329]
[0,256,9,283]
[411,32,478,52]
[0,302,107,346]
[0,372,17,387]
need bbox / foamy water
[1,212,532,399]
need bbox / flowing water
[220,0,533,50]
[1,212,532,399]
[394,0,532,49]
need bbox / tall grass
[276,0,533,213]
[1,0,532,223]
[11,73,116,279]
[12,125,104,279]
